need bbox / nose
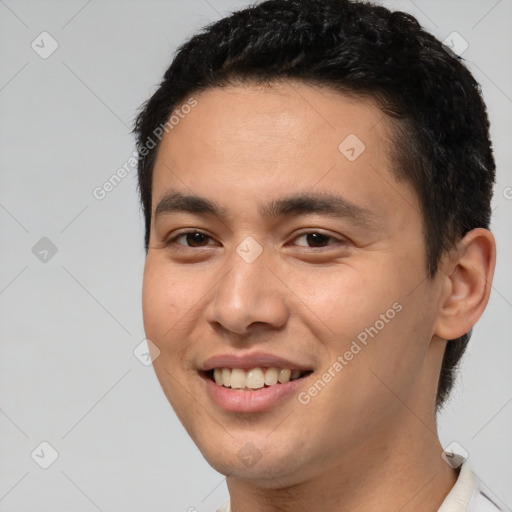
[204,244,289,339]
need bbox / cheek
[141,258,183,344]
[335,283,437,409]
[292,264,392,342]
[301,255,428,374]
[141,261,192,408]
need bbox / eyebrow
[154,190,379,228]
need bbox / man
[133,0,506,510]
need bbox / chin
[195,432,311,486]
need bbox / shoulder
[468,473,511,512]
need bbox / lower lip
[201,373,311,412]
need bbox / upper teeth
[213,367,302,390]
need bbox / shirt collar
[438,459,476,512]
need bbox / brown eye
[293,232,342,248]
[167,231,214,248]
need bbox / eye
[166,230,215,249]
[291,231,344,248]
[164,230,345,250]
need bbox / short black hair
[133,0,495,410]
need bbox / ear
[434,228,496,340]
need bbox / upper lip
[199,351,314,371]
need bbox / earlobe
[434,228,496,340]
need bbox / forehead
[161,80,390,157]
[151,80,418,223]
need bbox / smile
[208,367,313,391]
[200,366,314,412]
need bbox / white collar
[438,460,476,512]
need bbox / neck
[226,410,458,512]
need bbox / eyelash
[165,230,345,250]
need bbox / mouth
[201,367,314,391]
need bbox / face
[142,81,446,487]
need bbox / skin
[142,80,496,512]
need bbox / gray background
[1,0,511,510]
